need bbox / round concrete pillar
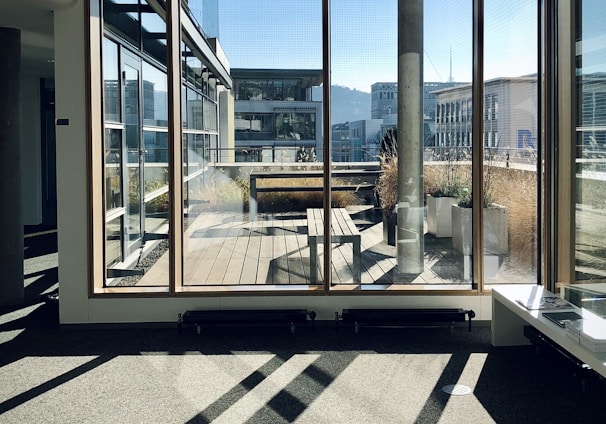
[396,0,424,273]
[0,27,24,306]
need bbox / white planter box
[451,204,509,280]
[427,195,457,238]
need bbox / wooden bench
[307,208,361,284]
[249,169,380,221]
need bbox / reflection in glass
[142,62,168,126]
[141,0,167,64]
[105,217,122,267]
[187,88,203,130]
[574,1,606,287]
[103,38,120,122]
[102,1,170,288]
[143,130,168,194]
[103,0,140,48]
[124,64,142,249]
[105,128,123,210]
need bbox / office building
[231,68,323,162]
[433,76,538,159]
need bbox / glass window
[143,130,168,190]
[98,0,547,294]
[103,38,120,122]
[141,0,166,65]
[105,216,123,267]
[482,0,538,287]
[103,0,140,47]
[142,62,168,127]
[274,112,315,140]
[182,0,323,287]
[573,0,606,302]
[102,5,171,289]
[186,87,203,130]
[105,127,123,210]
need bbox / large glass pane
[182,0,323,287]
[483,0,538,286]
[102,5,170,289]
[329,0,473,287]
[124,61,143,252]
[569,0,606,312]
[103,38,120,122]
[142,62,168,127]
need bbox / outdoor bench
[248,169,380,221]
[307,208,361,284]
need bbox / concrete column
[0,28,24,306]
[396,0,424,273]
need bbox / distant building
[371,82,398,120]
[331,122,350,162]
[231,68,323,162]
[371,81,467,146]
[579,72,606,147]
[333,119,383,162]
[434,76,538,158]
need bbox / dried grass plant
[196,176,248,211]
[490,166,537,270]
[257,177,363,212]
[376,153,398,213]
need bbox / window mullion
[472,0,485,290]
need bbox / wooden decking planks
[138,208,396,286]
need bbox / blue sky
[217,0,538,92]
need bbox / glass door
[122,52,144,256]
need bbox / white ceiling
[0,0,78,77]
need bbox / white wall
[54,0,90,324]
[84,294,493,325]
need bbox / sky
[217,0,539,93]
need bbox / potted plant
[375,129,398,245]
[451,150,508,279]
[426,148,465,238]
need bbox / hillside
[312,85,371,125]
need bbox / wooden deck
[134,206,535,287]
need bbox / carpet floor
[1,306,605,423]
[1,230,604,423]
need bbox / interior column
[0,27,24,306]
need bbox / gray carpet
[1,232,604,423]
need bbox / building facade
[372,81,467,147]
[434,77,538,161]
[332,120,384,163]
[371,82,398,120]
[232,68,323,162]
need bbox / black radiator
[337,308,475,333]
[179,309,316,334]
